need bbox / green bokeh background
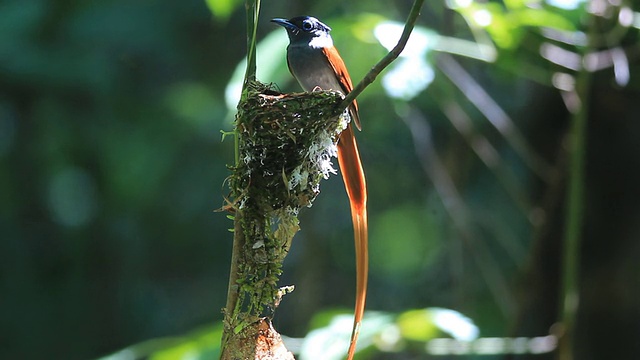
[2,0,640,359]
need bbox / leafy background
[2,0,640,359]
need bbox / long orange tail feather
[337,124,368,360]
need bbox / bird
[271,16,368,360]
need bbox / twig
[243,0,260,84]
[223,0,260,336]
[557,24,592,360]
[557,3,596,359]
[338,0,425,114]
[221,212,244,347]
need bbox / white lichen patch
[287,166,308,191]
[287,112,349,193]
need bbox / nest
[232,81,348,214]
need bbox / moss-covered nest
[232,81,347,214]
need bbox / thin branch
[242,0,261,84]
[557,68,589,360]
[338,0,425,113]
[225,0,261,328]
[557,8,594,360]
[221,212,244,347]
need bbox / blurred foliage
[3,0,640,359]
[98,307,477,360]
[99,323,223,360]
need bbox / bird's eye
[301,20,313,31]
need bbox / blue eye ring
[301,20,313,31]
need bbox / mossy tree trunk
[220,81,348,359]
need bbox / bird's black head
[271,16,331,40]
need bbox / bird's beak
[271,18,297,31]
